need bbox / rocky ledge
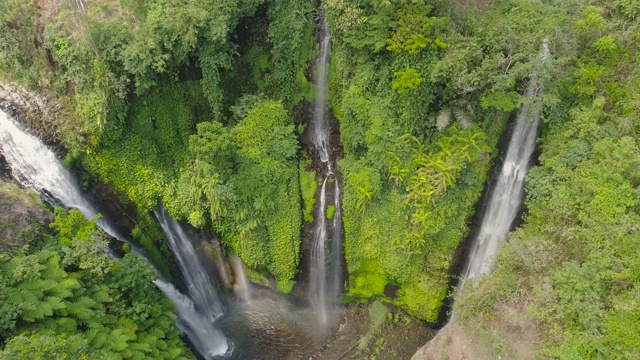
[0,82,65,149]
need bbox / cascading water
[309,16,344,325]
[0,109,126,242]
[155,279,229,359]
[0,106,231,357]
[330,181,343,301]
[312,17,331,165]
[154,206,229,357]
[310,178,329,323]
[458,39,550,291]
[229,253,251,304]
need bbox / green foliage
[386,4,448,55]
[455,2,640,356]
[50,209,98,246]
[326,0,394,53]
[265,0,316,107]
[276,279,296,294]
[130,221,173,279]
[0,208,193,358]
[168,100,301,284]
[300,160,318,223]
[392,67,422,94]
[0,180,51,256]
[405,127,488,244]
[575,6,606,33]
[369,301,390,329]
[326,206,336,220]
[337,107,498,321]
[0,1,53,88]
[481,91,521,112]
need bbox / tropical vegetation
[1,0,639,358]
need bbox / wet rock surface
[0,82,65,149]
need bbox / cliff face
[0,83,66,255]
[0,180,52,255]
[0,82,66,149]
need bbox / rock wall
[0,82,65,149]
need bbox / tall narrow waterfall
[331,181,343,301]
[310,178,329,323]
[0,109,126,242]
[312,17,331,165]
[154,206,228,357]
[309,17,344,325]
[459,39,550,290]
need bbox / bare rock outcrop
[0,82,65,148]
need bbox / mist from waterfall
[230,253,252,304]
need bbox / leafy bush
[300,159,318,223]
[0,209,194,359]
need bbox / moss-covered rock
[0,180,51,254]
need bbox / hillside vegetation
[452,2,640,358]
[1,0,639,358]
[0,202,195,358]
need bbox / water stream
[310,178,329,323]
[308,17,344,325]
[0,108,230,358]
[0,109,128,242]
[155,279,230,359]
[154,206,229,357]
[312,17,331,165]
[458,39,550,292]
[230,253,252,304]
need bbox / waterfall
[0,108,230,357]
[312,17,331,164]
[310,178,329,323]
[154,205,229,357]
[0,109,127,242]
[230,253,251,304]
[330,181,343,301]
[155,280,230,358]
[308,16,344,325]
[459,39,550,291]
